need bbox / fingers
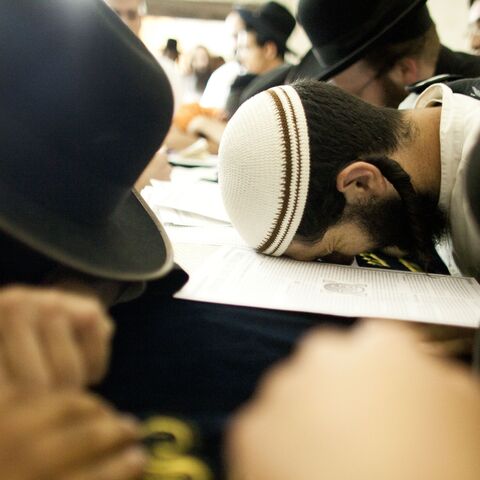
[0,285,113,389]
[0,391,108,438]
[72,308,113,385]
[0,302,51,389]
[48,291,114,385]
[60,447,146,480]
[31,413,142,476]
[39,312,85,388]
[0,390,146,480]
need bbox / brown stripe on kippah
[257,89,293,253]
[270,87,303,255]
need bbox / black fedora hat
[297,0,433,81]
[237,1,296,51]
[0,0,174,281]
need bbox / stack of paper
[142,173,245,273]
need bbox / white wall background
[428,0,470,51]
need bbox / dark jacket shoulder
[434,45,480,78]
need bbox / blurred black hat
[238,1,296,51]
[0,0,174,281]
[166,38,178,51]
[297,0,433,80]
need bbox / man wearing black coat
[245,0,480,108]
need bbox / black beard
[345,193,447,263]
[378,74,409,108]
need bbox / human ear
[389,57,420,87]
[336,161,388,204]
[263,41,279,61]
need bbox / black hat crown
[297,0,432,80]
[0,0,174,280]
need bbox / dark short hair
[246,26,287,59]
[294,80,412,240]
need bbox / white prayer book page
[175,247,480,328]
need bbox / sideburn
[378,74,409,109]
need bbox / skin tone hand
[135,148,172,190]
[186,115,225,150]
[227,321,480,480]
[0,286,114,390]
[0,388,146,480]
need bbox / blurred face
[237,30,274,75]
[106,0,144,36]
[469,21,480,55]
[191,47,210,73]
[469,1,480,54]
[225,11,246,58]
[329,60,407,108]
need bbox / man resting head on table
[219,80,480,279]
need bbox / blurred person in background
[250,0,480,109]
[181,45,224,104]
[105,0,145,36]
[166,2,296,153]
[163,38,180,63]
[469,0,480,55]
[200,9,247,110]
[297,0,480,108]
[227,1,296,116]
[163,8,247,153]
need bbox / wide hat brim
[0,185,173,282]
[285,49,325,82]
[308,0,428,81]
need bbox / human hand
[0,388,145,480]
[135,148,172,190]
[228,321,480,480]
[0,286,114,390]
[186,115,225,147]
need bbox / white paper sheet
[142,181,230,223]
[165,225,246,247]
[150,205,227,227]
[173,243,222,273]
[175,247,480,327]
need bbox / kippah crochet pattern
[219,85,310,256]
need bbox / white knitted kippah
[219,85,310,256]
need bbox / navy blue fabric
[96,294,354,476]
